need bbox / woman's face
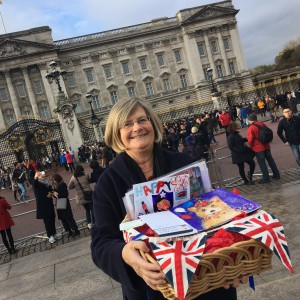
[120,106,155,155]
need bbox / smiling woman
[91,97,240,300]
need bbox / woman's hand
[122,241,166,290]
[223,275,248,289]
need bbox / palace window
[197,43,206,56]
[33,80,43,94]
[180,74,188,88]
[122,61,130,75]
[39,104,51,119]
[223,37,230,51]
[91,95,101,109]
[128,86,136,97]
[85,69,94,83]
[210,40,218,54]
[74,100,83,113]
[216,64,224,78]
[103,65,112,79]
[66,74,76,87]
[5,111,15,125]
[229,61,236,75]
[174,50,182,63]
[0,87,9,102]
[163,78,171,92]
[145,82,154,96]
[110,91,118,104]
[139,57,148,71]
[156,53,165,67]
[16,83,26,98]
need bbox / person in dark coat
[89,160,105,183]
[227,123,255,185]
[0,196,17,254]
[91,98,245,300]
[33,171,61,244]
[277,108,300,166]
[50,173,79,238]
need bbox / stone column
[4,70,21,119]
[93,125,100,142]
[229,25,248,72]
[0,107,6,131]
[21,67,39,116]
[203,34,216,77]
[217,31,230,75]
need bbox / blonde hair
[105,97,163,153]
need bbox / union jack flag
[224,210,294,273]
[149,233,207,300]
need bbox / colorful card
[170,188,261,232]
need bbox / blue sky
[0,0,299,68]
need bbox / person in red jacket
[218,109,231,136]
[247,113,280,184]
[0,196,17,255]
[65,151,75,172]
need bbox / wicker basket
[140,238,273,300]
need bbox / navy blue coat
[91,149,237,300]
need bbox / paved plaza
[0,115,300,299]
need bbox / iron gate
[78,120,96,143]
[0,118,66,167]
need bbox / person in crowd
[218,109,232,136]
[167,128,179,151]
[277,108,300,167]
[91,97,245,300]
[227,123,255,185]
[101,146,113,168]
[68,165,94,229]
[59,151,69,171]
[257,98,266,117]
[204,113,218,144]
[12,162,28,203]
[182,135,206,161]
[65,151,75,172]
[265,95,276,122]
[0,195,17,255]
[33,171,61,243]
[247,113,280,183]
[50,173,80,238]
[51,152,58,172]
[285,92,299,115]
[89,160,105,184]
[68,146,76,163]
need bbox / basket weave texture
[141,238,273,300]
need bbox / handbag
[57,198,67,210]
[75,176,93,202]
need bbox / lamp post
[45,60,84,155]
[85,93,102,142]
[206,68,222,110]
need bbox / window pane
[163,79,171,91]
[74,100,83,113]
[180,74,188,88]
[110,91,118,104]
[128,87,136,97]
[66,74,76,87]
[146,82,154,96]
[197,43,206,56]
[216,65,224,77]
[139,58,148,70]
[157,54,165,67]
[33,80,43,94]
[0,87,9,101]
[223,38,230,50]
[6,113,15,125]
[122,62,130,75]
[16,83,26,97]
[104,66,112,79]
[229,62,236,75]
[40,106,50,119]
[86,70,94,83]
[210,41,218,53]
[92,95,100,109]
[174,50,182,62]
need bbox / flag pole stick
[0,10,7,34]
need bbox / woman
[0,196,17,254]
[227,123,255,184]
[51,173,79,238]
[68,165,94,229]
[91,98,245,300]
[33,171,61,244]
[89,160,104,184]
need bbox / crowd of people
[1,90,300,299]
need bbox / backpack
[253,123,273,144]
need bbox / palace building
[1,0,294,166]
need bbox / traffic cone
[232,188,240,195]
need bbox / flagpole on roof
[0,0,7,34]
